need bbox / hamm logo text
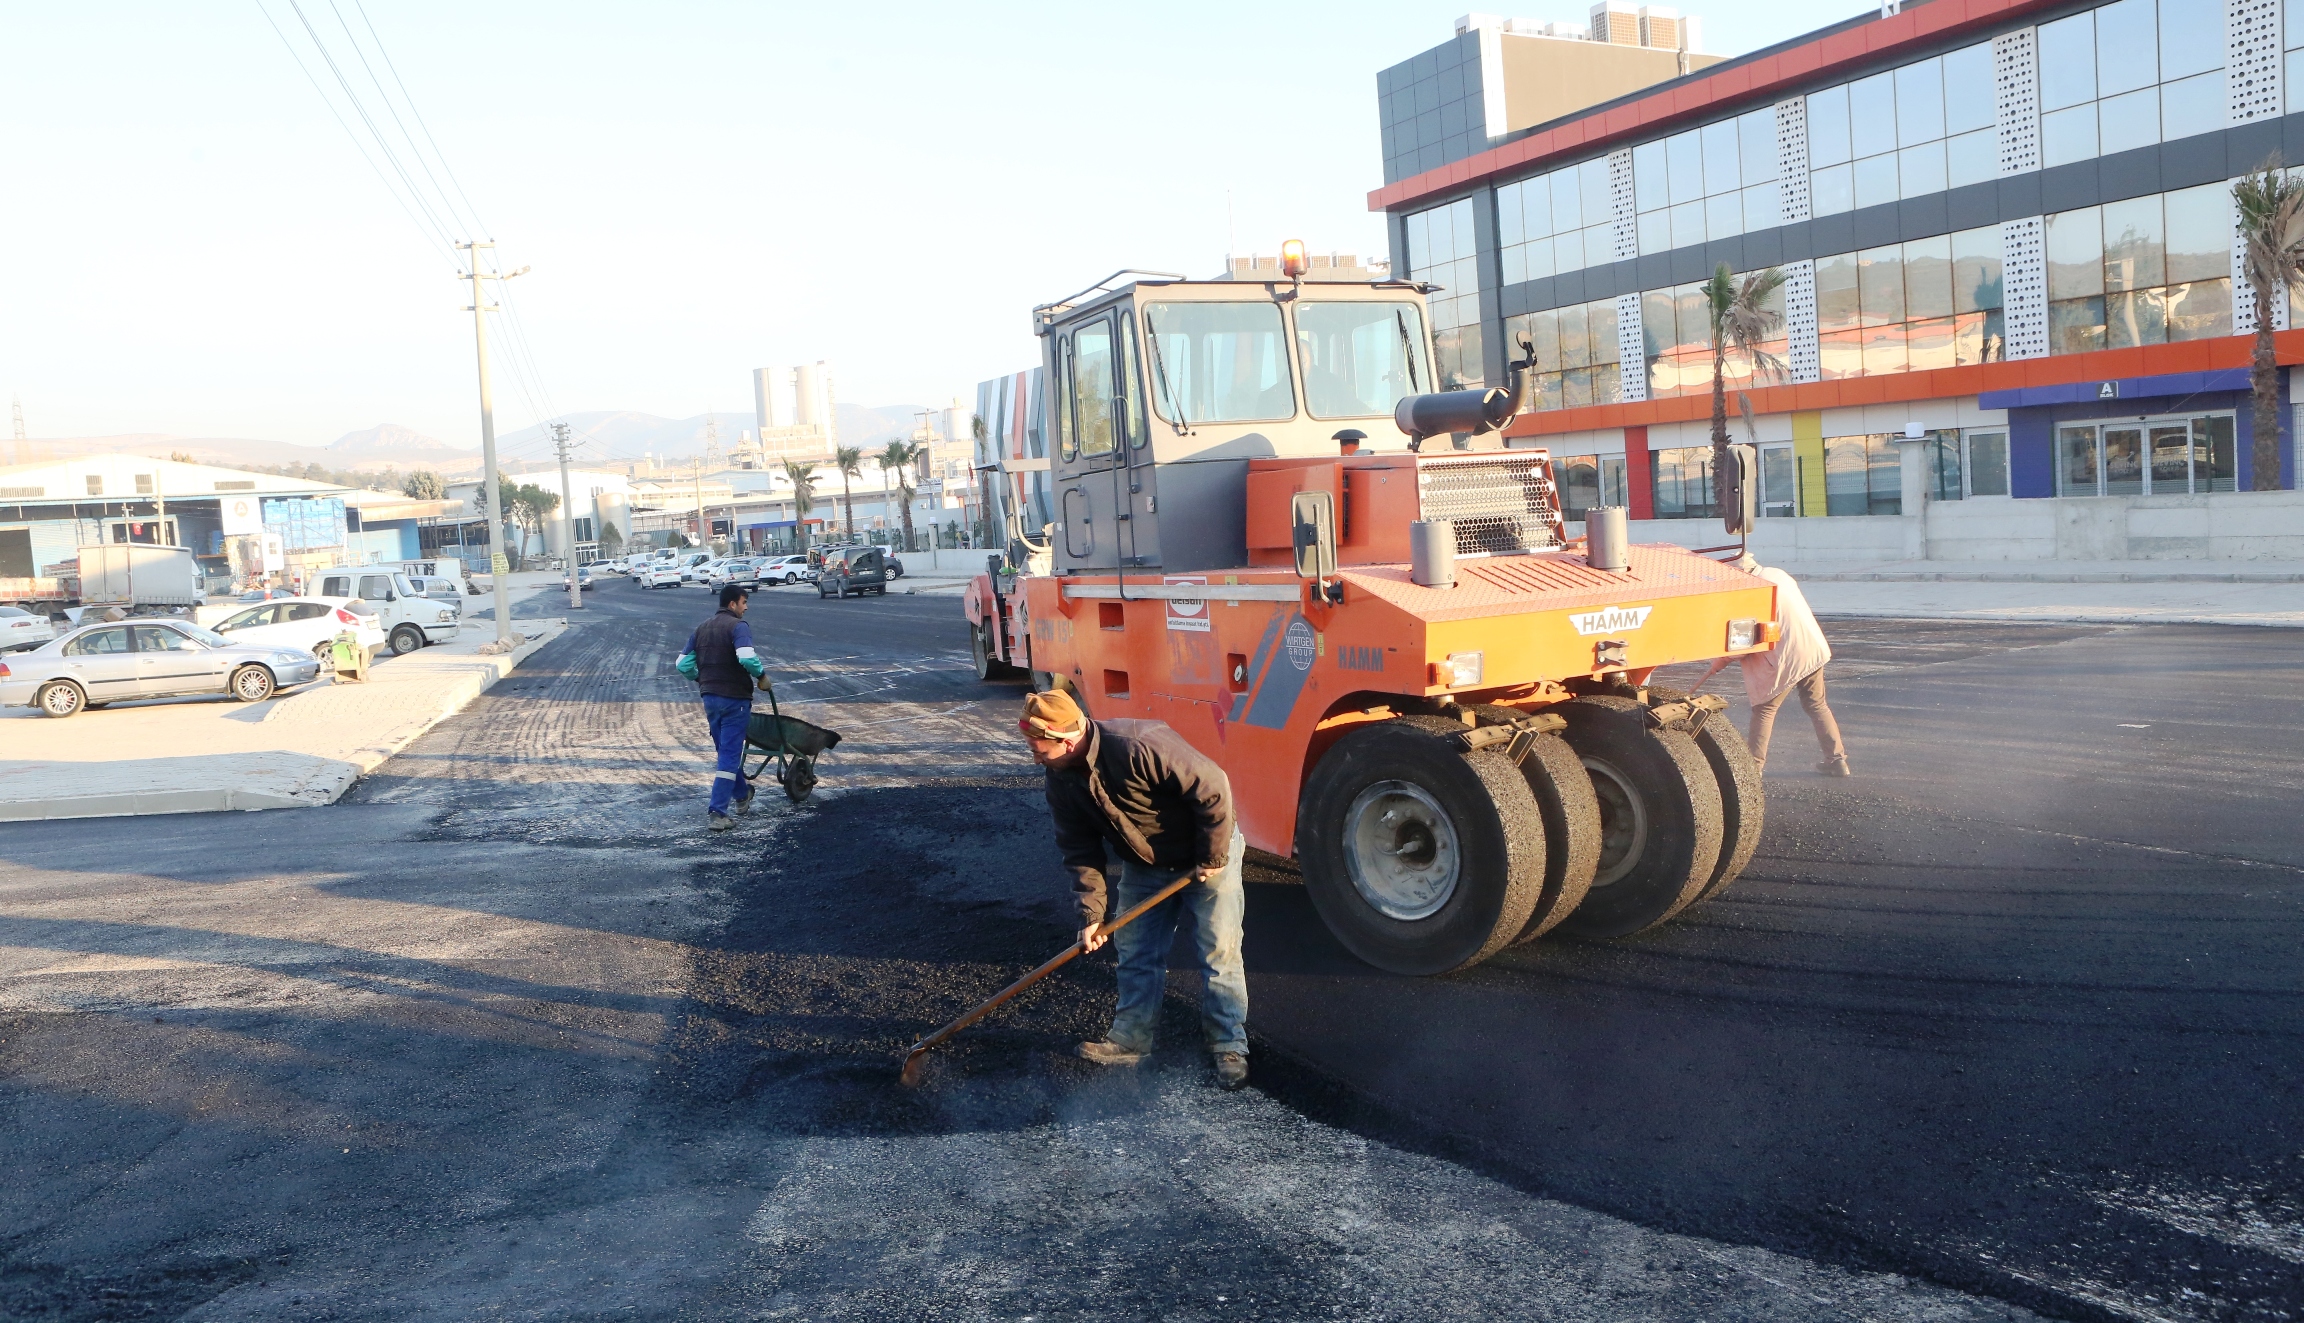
[1569,605,1653,636]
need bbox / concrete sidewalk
[0,617,565,821]
[1762,558,2304,626]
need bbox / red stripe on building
[1369,0,2068,214]
[1502,333,2304,440]
[1621,426,1655,519]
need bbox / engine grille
[1415,454,1565,557]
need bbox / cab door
[1110,307,1159,570]
[1052,315,1123,571]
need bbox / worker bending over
[677,584,766,830]
[1020,690,1251,1089]
[1697,553,1850,776]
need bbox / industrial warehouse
[1377,0,2304,566]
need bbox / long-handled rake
[898,872,1196,1087]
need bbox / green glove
[675,651,698,680]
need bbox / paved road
[0,579,2293,1320]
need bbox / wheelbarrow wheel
[781,753,818,802]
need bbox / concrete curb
[0,621,567,821]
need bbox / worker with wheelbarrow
[676,584,766,831]
[1022,690,1250,1089]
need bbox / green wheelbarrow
[744,681,841,803]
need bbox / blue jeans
[702,694,753,816]
[1108,830,1248,1057]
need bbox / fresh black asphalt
[0,578,2294,1320]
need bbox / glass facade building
[1375,0,2303,522]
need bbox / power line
[254,0,453,266]
[284,0,459,247]
[349,0,490,237]
[324,0,481,240]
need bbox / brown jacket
[1045,719,1234,927]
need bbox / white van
[315,569,462,655]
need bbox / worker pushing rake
[903,690,1249,1090]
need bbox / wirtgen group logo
[1569,605,1653,636]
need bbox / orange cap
[1019,689,1087,739]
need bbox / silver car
[0,617,323,718]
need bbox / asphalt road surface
[0,577,2295,1321]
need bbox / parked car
[209,596,389,665]
[816,545,890,599]
[314,569,462,655]
[410,576,467,612]
[755,555,814,585]
[0,617,323,717]
[559,567,594,592]
[0,606,56,652]
[674,553,715,583]
[643,563,686,589]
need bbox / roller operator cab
[982,263,1782,975]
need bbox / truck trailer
[965,257,1778,975]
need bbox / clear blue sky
[0,1,1865,452]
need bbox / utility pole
[10,396,26,467]
[458,240,527,644]
[553,421,581,612]
[692,459,706,551]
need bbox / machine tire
[1297,715,1548,975]
[1465,704,1602,943]
[971,622,1018,682]
[1554,695,1723,939]
[388,625,424,656]
[36,680,85,718]
[1647,685,1766,905]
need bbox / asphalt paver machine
[966,252,1778,974]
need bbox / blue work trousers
[702,694,754,817]
[1107,830,1249,1057]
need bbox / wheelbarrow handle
[898,870,1199,1085]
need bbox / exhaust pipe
[1394,336,1538,451]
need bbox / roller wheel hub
[1343,781,1461,921]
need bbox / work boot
[708,814,735,832]
[1213,1052,1249,1090]
[733,791,753,816]
[1076,1040,1145,1067]
[1818,757,1852,777]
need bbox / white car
[756,555,813,585]
[1,606,57,652]
[675,553,715,583]
[209,596,390,664]
[643,564,686,589]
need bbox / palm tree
[879,439,923,552]
[2234,165,2304,490]
[782,459,818,547]
[1703,262,1789,517]
[833,444,865,539]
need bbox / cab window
[358,575,393,600]
[1070,319,1117,458]
[65,627,131,656]
[1296,302,1432,420]
[1054,334,1075,459]
[1119,310,1149,449]
[1143,302,1295,424]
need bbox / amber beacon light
[1279,239,1310,279]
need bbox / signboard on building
[261,497,347,551]
[220,495,263,535]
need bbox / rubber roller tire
[1297,715,1548,976]
[1645,685,1765,906]
[1465,704,1601,943]
[1555,695,1723,939]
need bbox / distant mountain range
[11,403,944,480]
